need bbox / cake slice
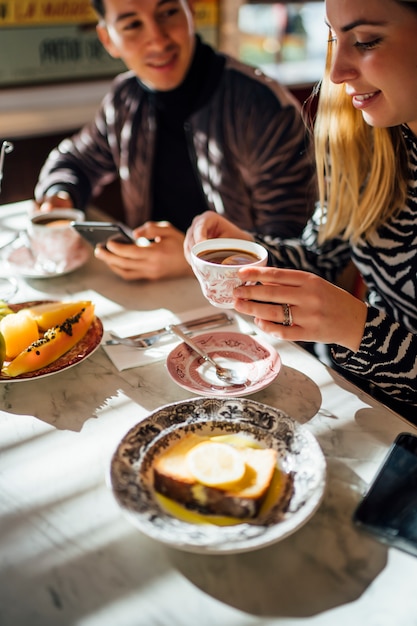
[152,433,290,519]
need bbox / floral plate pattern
[109,397,326,554]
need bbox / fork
[106,312,233,348]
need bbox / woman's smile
[350,90,381,110]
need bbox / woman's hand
[233,266,368,352]
[95,221,194,281]
[184,211,253,261]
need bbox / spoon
[167,324,249,386]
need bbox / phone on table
[352,432,417,557]
[71,221,136,247]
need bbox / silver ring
[282,303,293,327]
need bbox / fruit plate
[109,397,326,554]
[0,301,103,382]
[166,332,281,397]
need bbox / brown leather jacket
[35,43,316,237]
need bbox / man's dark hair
[91,0,105,17]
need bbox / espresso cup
[27,208,86,274]
[191,238,268,308]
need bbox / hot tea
[27,208,85,274]
[191,237,268,308]
[197,248,260,266]
[31,216,72,228]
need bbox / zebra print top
[257,124,417,416]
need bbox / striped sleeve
[331,306,417,405]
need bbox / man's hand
[33,192,74,213]
[94,221,194,281]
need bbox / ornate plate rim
[109,397,326,554]
[166,331,281,397]
[0,300,103,382]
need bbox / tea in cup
[27,208,86,274]
[191,238,268,308]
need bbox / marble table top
[1,201,417,626]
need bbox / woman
[184,0,417,421]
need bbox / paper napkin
[101,305,253,371]
[68,289,254,372]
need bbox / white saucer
[4,237,91,278]
[0,277,18,301]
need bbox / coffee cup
[191,238,268,308]
[27,208,86,274]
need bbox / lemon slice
[186,441,246,488]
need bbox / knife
[106,312,234,348]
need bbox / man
[34,0,316,281]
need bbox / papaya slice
[3,304,95,377]
[23,300,92,331]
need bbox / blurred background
[0,0,326,207]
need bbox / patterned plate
[0,301,103,382]
[109,397,326,554]
[166,332,281,397]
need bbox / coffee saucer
[3,236,91,279]
[166,331,281,397]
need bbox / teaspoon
[167,324,249,386]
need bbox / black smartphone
[71,221,136,247]
[353,432,417,557]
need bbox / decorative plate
[0,301,103,382]
[4,236,90,278]
[109,397,326,554]
[166,331,281,397]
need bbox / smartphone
[353,432,417,557]
[71,221,136,247]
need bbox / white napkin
[101,305,253,371]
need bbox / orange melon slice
[24,300,92,331]
[0,310,40,360]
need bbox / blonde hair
[314,40,409,244]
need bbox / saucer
[4,237,91,278]
[166,331,281,397]
[0,277,18,301]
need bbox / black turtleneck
[148,36,225,232]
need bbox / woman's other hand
[184,211,253,262]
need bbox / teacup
[191,238,268,309]
[27,208,86,274]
